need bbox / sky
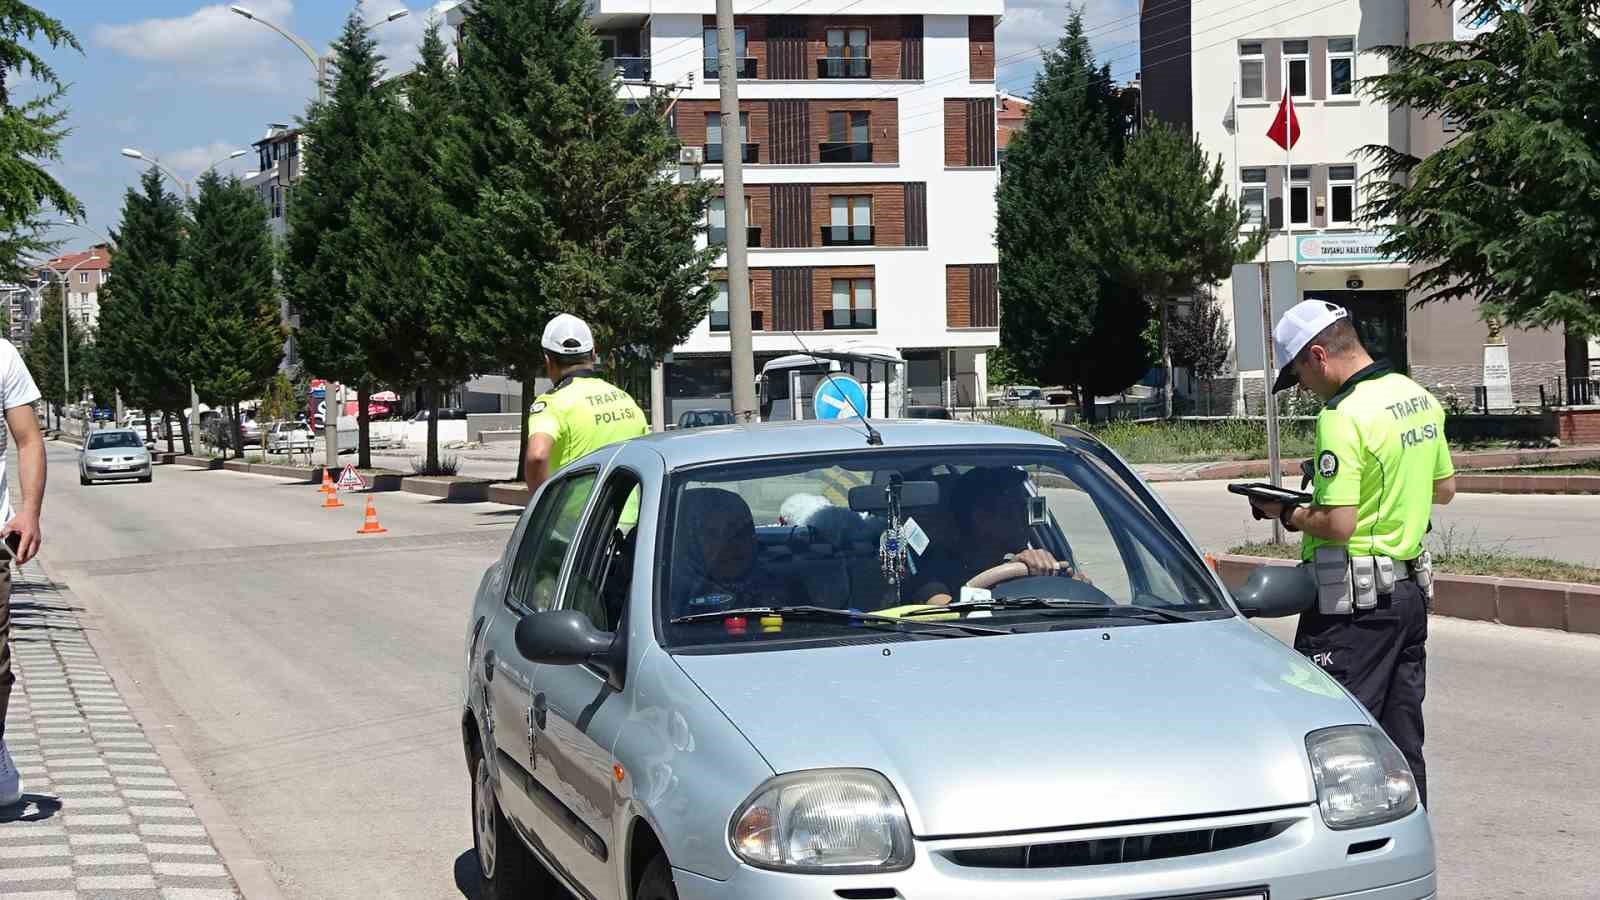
[31,0,1139,251]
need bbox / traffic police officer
[524,314,648,494]
[1247,300,1457,807]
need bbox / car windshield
[87,433,143,450]
[660,445,1229,650]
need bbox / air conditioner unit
[679,146,705,166]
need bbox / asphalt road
[27,440,1600,898]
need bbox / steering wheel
[965,563,1116,605]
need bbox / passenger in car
[904,467,1075,606]
[674,488,808,615]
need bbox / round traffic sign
[812,375,867,421]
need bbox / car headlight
[729,769,913,873]
[1306,726,1418,829]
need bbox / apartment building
[251,124,303,241]
[1141,0,1575,412]
[452,1,1004,425]
[1,283,31,344]
[37,247,113,333]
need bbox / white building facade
[1141,0,1575,413]
[452,1,1004,426]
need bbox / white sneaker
[0,740,22,806]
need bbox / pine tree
[996,14,1152,423]
[24,281,80,425]
[285,10,391,467]
[0,2,82,278]
[453,0,717,478]
[185,171,282,459]
[1086,117,1264,416]
[95,169,196,451]
[353,20,476,474]
[1362,0,1600,337]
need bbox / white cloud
[370,2,460,75]
[996,0,1141,93]
[160,141,256,180]
[92,0,296,64]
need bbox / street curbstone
[175,455,223,470]
[1566,584,1600,636]
[1495,578,1571,631]
[487,483,532,507]
[400,476,492,503]
[1435,575,1501,622]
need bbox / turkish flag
[1266,90,1301,150]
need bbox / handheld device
[1228,483,1313,520]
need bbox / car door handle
[532,692,547,731]
[484,649,496,682]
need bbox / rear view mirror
[1234,563,1316,618]
[848,480,939,512]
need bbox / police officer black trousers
[1294,578,1429,807]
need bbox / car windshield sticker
[901,516,930,557]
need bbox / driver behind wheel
[904,467,1077,607]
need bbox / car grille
[945,820,1294,869]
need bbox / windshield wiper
[668,605,1012,637]
[902,598,1203,623]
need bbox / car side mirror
[1233,563,1316,618]
[514,609,624,686]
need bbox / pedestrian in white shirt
[0,339,46,807]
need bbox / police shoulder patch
[529,401,547,414]
[1318,450,1339,478]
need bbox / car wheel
[79,475,90,486]
[472,753,550,900]
[139,475,153,484]
[637,854,679,900]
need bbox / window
[1239,41,1265,101]
[99,271,107,284]
[598,34,619,59]
[1328,164,1357,225]
[711,280,730,331]
[705,112,752,163]
[1288,165,1311,226]
[708,196,751,244]
[1283,40,1310,99]
[1240,168,1267,228]
[506,472,599,612]
[822,28,869,78]
[822,111,872,162]
[79,271,88,284]
[704,27,749,77]
[564,470,644,634]
[1328,37,1355,97]
[827,278,875,329]
[825,195,873,245]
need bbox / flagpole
[1265,91,1294,541]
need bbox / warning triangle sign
[337,464,368,492]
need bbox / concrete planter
[401,476,492,503]
[487,483,532,508]
[176,455,224,470]
[1217,553,1600,635]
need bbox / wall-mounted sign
[1296,232,1400,266]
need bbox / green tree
[997,13,1152,422]
[185,171,282,458]
[258,372,297,423]
[24,280,79,427]
[1170,289,1232,415]
[1086,117,1264,417]
[285,10,391,467]
[0,299,9,338]
[353,20,475,474]
[0,2,82,278]
[94,169,196,452]
[1361,0,1600,340]
[453,0,717,478]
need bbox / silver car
[461,422,1434,900]
[79,428,153,484]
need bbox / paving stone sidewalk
[1,565,241,899]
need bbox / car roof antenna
[790,331,882,446]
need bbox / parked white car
[265,421,316,455]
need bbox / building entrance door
[1303,290,1408,373]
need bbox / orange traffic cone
[322,490,344,509]
[356,497,387,535]
[319,467,337,494]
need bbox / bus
[757,342,907,422]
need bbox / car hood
[674,619,1363,837]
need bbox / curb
[1454,473,1600,495]
[176,454,224,470]
[1215,553,1600,635]
[400,476,493,503]
[1139,445,1600,483]
[487,483,532,507]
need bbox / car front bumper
[83,463,152,481]
[671,806,1434,900]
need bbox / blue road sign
[813,375,867,421]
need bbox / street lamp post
[228,5,409,475]
[119,147,246,453]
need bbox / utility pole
[715,0,756,422]
[1260,261,1283,544]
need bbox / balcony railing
[709,226,763,248]
[704,56,759,79]
[818,57,871,79]
[606,56,651,82]
[820,224,875,246]
[710,310,765,333]
[705,143,760,164]
[823,308,876,330]
[818,142,873,163]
